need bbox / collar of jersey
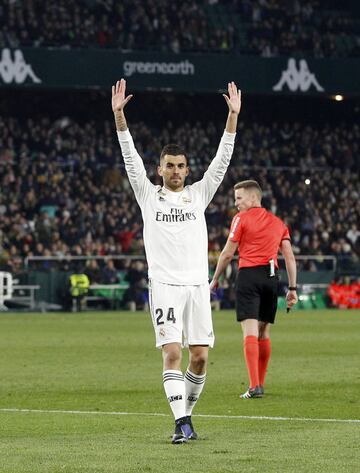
[159,186,186,196]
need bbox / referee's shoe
[240,385,263,399]
[172,416,198,444]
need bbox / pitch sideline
[0,408,359,424]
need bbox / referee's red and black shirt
[229,207,290,269]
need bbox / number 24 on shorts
[155,308,176,325]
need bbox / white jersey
[117,129,236,285]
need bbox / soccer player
[112,79,241,442]
[210,180,298,398]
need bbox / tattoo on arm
[114,111,128,131]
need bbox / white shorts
[148,279,214,349]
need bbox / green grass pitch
[0,309,359,472]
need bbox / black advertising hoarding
[1,47,359,95]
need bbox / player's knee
[191,359,207,374]
[162,344,182,368]
[189,352,208,374]
[165,352,182,366]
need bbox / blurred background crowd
[1,0,359,57]
[0,92,359,281]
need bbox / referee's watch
[288,286,297,291]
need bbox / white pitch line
[0,408,167,417]
[0,408,359,424]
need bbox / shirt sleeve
[281,225,291,241]
[191,131,236,208]
[117,129,153,207]
[229,213,242,242]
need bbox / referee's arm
[280,239,298,309]
[210,239,238,292]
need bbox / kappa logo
[273,58,324,92]
[0,48,41,84]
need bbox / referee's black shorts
[235,265,279,324]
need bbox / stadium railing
[24,254,337,270]
[11,284,41,310]
[24,254,145,270]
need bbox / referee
[210,180,298,398]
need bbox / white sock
[184,369,206,416]
[163,370,186,421]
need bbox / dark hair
[160,144,187,163]
[234,180,262,199]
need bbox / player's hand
[223,81,241,115]
[112,78,133,113]
[209,279,218,295]
[286,290,298,312]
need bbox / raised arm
[223,81,242,133]
[111,79,152,205]
[192,82,241,207]
[112,79,133,131]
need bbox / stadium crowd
[1,0,359,57]
[0,111,359,281]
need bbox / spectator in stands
[84,259,102,284]
[346,223,360,249]
[328,276,360,309]
[101,259,119,284]
[125,260,147,287]
[122,277,149,312]
[1,0,359,57]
